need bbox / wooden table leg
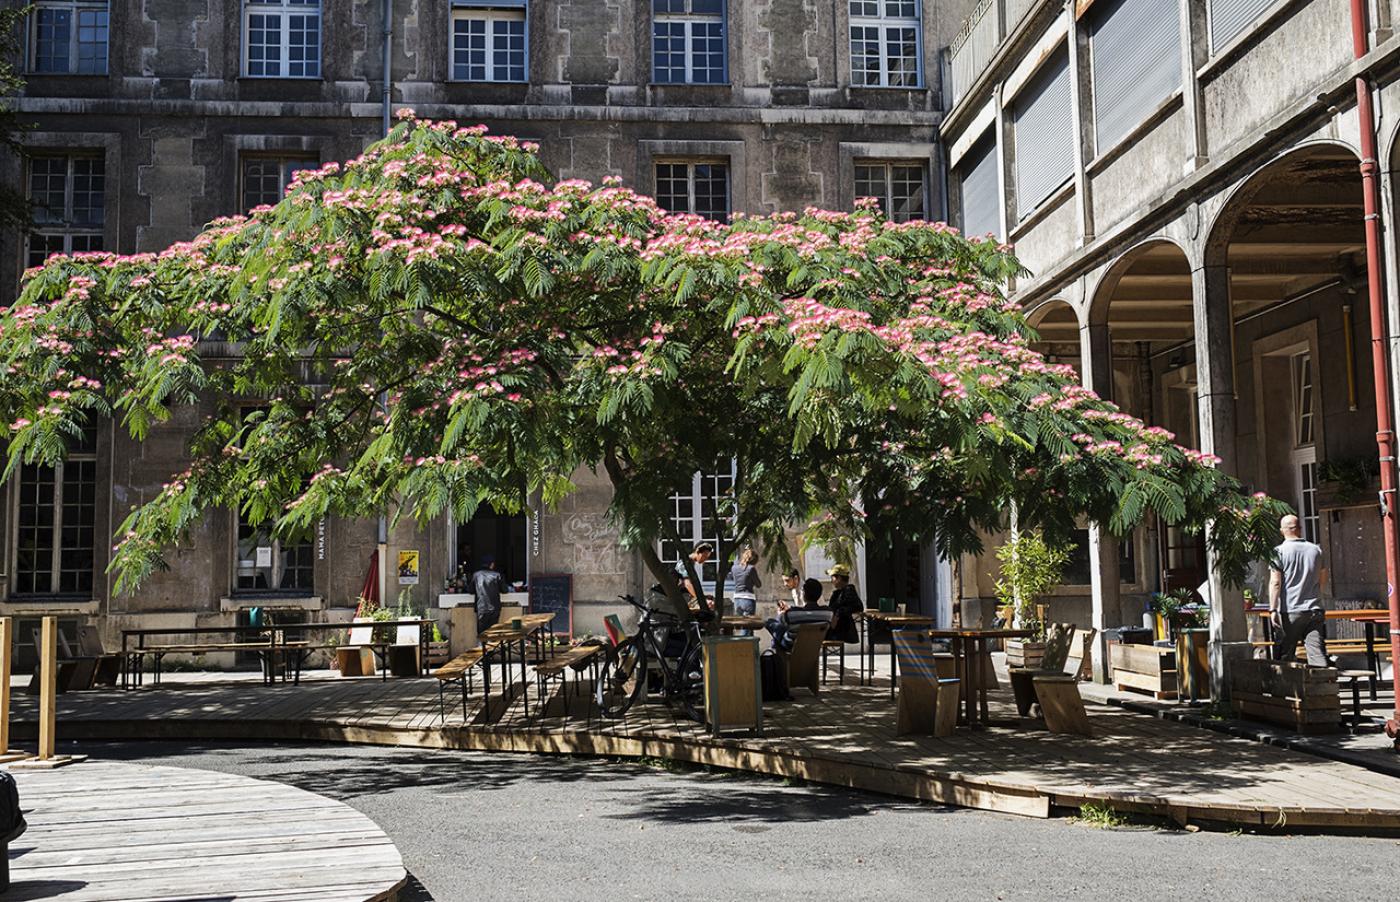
[976,637,990,724]
[963,636,978,727]
[889,640,897,700]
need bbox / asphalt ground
[69,741,1400,901]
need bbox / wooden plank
[37,617,56,759]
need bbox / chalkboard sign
[529,574,572,637]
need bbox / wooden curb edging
[15,715,1400,832]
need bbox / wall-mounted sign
[255,547,273,568]
[397,550,420,586]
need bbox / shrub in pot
[995,530,1070,667]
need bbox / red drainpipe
[1349,0,1400,744]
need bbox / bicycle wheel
[596,637,647,718]
[678,642,706,724]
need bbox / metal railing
[948,0,999,105]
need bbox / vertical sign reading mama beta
[529,574,572,638]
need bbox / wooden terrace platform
[13,664,1400,832]
[5,759,406,901]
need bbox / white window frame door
[659,463,738,594]
[1290,350,1320,543]
[449,4,528,83]
[848,0,923,88]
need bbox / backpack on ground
[760,649,791,702]
[0,770,26,844]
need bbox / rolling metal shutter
[958,133,1001,240]
[1089,0,1181,153]
[1208,0,1273,51]
[1012,49,1073,221]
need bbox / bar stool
[1339,669,1375,728]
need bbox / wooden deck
[13,662,1400,831]
[5,759,406,901]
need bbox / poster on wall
[397,550,421,586]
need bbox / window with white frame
[451,0,527,82]
[30,0,108,74]
[655,160,730,221]
[1291,351,1320,543]
[652,0,726,84]
[659,465,737,590]
[854,160,926,222]
[849,0,921,88]
[26,154,104,270]
[235,519,315,594]
[13,426,98,597]
[241,155,319,212]
[243,0,322,78]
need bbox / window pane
[237,522,274,590]
[888,164,925,222]
[691,21,725,83]
[247,12,282,77]
[452,16,490,81]
[884,0,917,16]
[70,157,105,227]
[287,13,320,78]
[491,15,526,82]
[655,162,690,213]
[34,8,72,73]
[243,158,284,211]
[884,26,919,86]
[29,157,68,225]
[16,464,57,594]
[280,537,315,590]
[849,26,881,86]
[692,163,729,221]
[652,21,687,83]
[853,163,885,211]
[59,460,96,594]
[26,233,67,269]
[75,9,108,74]
[849,0,880,16]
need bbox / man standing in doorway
[1270,514,1330,667]
[473,556,506,634]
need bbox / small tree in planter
[995,530,1070,667]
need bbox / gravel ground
[76,741,1399,901]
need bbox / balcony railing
[948,0,999,105]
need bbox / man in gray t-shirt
[1269,514,1330,666]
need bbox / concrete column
[1192,261,1249,699]
[1179,0,1209,171]
[1081,320,1119,681]
[1065,0,1095,242]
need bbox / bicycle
[595,589,707,722]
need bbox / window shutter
[1090,0,1181,153]
[1012,49,1073,221]
[958,133,1001,240]
[1207,0,1273,51]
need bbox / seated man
[766,579,832,652]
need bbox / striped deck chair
[891,629,960,737]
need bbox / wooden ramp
[5,759,406,901]
[15,671,1400,832]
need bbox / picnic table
[857,611,935,696]
[929,627,1035,727]
[480,616,551,718]
[120,626,279,689]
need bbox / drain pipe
[381,0,393,136]
[1348,0,1400,745]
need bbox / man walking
[1269,514,1330,666]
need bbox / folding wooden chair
[891,629,960,736]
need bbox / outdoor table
[928,627,1035,727]
[480,617,548,717]
[859,612,935,698]
[718,615,767,634]
[1334,610,1394,697]
[120,626,279,689]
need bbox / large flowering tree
[0,114,1285,609]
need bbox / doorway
[451,503,528,589]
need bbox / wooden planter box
[1230,660,1339,734]
[1111,642,1177,699]
[426,640,451,667]
[1005,639,1045,669]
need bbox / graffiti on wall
[562,513,625,575]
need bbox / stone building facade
[942,0,1400,681]
[0,0,976,661]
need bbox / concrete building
[941,0,1400,683]
[0,0,977,663]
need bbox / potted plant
[1149,588,1194,641]
[426,622,450,666]
[995,530,1070,668]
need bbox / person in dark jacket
[825,563,863,644]
[765,578,829,651]
[472,556,506,634]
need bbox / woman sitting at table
[825,564,864,644]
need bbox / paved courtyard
[81,740,1400,902]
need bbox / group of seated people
[670,542,864,653]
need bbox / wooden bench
[781,622,829,697]
[435,648,488,722]
[533,644,604,721]
[891,630,960,737]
